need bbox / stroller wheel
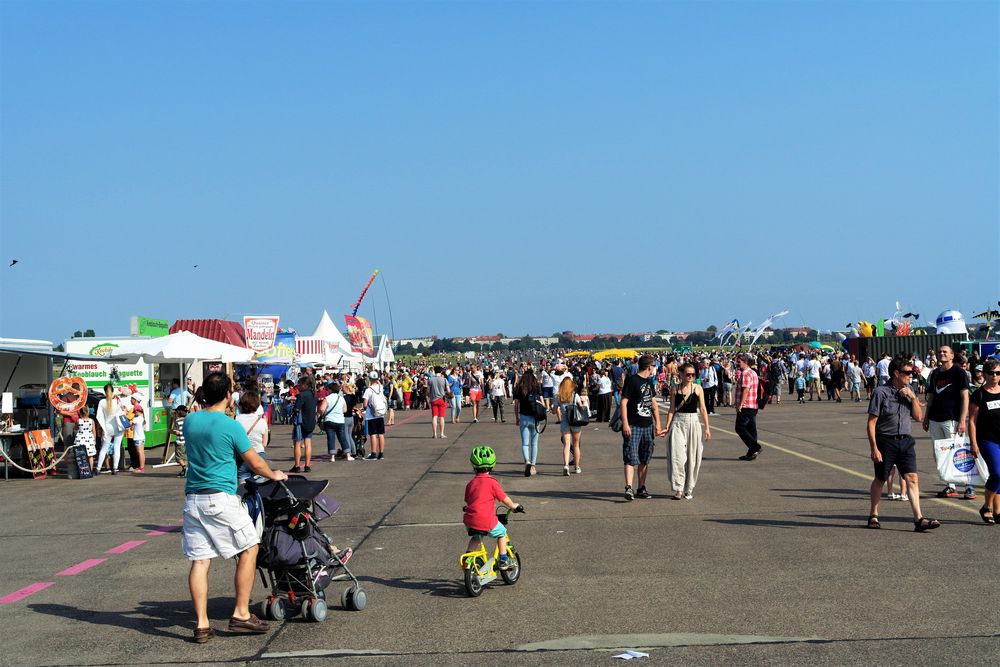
[267,597,286,621]
[343,586,367,611]
[307,598,328,622]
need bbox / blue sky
[1,0,997,343]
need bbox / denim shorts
[542,387,554,399]
[622,425,655,466]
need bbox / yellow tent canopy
[593,348,638,361]
[564,351,591,358]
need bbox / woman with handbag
[512,370,543,477]
[94,383,127,476]
[663,363,711,500]
[319,382,354,461]
[969,357,1000,525]
[556,377,588,475]
[235,391,270,481]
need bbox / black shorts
[367,418,386,435]
[873,435,917,481]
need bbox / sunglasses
[684,373,695,377]
[898,369,914,375]
[986,371,1000,377]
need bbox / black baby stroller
[243,475,367,622]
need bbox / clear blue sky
[1,1,997,343]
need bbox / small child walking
[463,445,523,570]
[172,405,188,478]
[75,406,98,472]
[130,398,146,473]
[795,372,806,403]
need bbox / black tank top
[674,388,698,413]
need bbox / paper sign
[243,316,280,352]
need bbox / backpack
[369,387,388,418]
[756,372,768,411]
[609,405,623,432]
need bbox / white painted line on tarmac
[710,424,980,516]
[263,648,391,658]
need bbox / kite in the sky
[748,310,790,347]
[9,259,17,267]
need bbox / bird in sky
[193,264,199,268]
[9,259,18,267]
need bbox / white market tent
[107,331,255,364]
[366,335,396,369]
[310,310,363,371]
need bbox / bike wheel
[500,548,521,585]
[464,569,483,597]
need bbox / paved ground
[1,396,997,666]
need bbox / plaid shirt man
[735,365,760,411]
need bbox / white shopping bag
[933,435,990,486]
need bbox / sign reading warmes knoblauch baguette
[344,315,374,356]
[243,316,280,352]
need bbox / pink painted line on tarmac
[146,525,181,536]
[57,558,107,576]
[387,412,424,430]
[0,582,55,604]
[105,540,147,554]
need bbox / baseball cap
[369,371,379,379]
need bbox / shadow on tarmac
[28,597,240,642]
[361,575,466,598]
[773,487,870,500]
[514,489,630,503]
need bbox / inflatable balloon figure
[896,321,912,337]
[857,321,875,337]
[935,310,968,335]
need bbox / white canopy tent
[107,331,255,364]
[310,310,363,371]
[365,335,395,370]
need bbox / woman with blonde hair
[556,376,588,476]
[94,383,126,475]
[663,363,711,499]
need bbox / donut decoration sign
[48,376,88,416]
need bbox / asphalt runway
[1,397,997,666]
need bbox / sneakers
[574,466,582,474]
[289,465,301,473]
[498,555,513,571]
[303,466,312,473]
[636,486,652,499]
[937,486,959,498]
[900,494,909,501]
[624,485,635,501]
[684,493,693,500]
[563,466,570,476]
[330,455,337,463]
[365,453,378,461]
[524,464,532,477]
[887,492,901,501]
[529,465,536,476]
[963,487,977,500]
[345,455,355,461]
[377,453,384,461]
[473,418,478,423]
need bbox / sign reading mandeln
[243,316,280,352]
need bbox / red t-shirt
[463,473,506,531]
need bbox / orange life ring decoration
[49,377,88,416]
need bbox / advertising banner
[253,332,296,364]
[243,316,280,352]
[344,315,374,356]
[130,316,170,338]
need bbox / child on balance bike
[463,445,523,570]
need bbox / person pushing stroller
[463,446,523,571]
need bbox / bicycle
[459,506,524,597]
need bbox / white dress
[76,419,97,456]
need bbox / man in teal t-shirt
[181,372,286,644]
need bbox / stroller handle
[277,480,298,502]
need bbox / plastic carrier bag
[933,435,989,486]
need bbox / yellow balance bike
[459,506,523,597]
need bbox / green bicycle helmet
[470,445,497,469]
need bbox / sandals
[867,515,881,529]
[979,506,995,526]
[913,517,941,533]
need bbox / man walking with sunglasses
[866,357,940,532]
[923,345,972,499]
